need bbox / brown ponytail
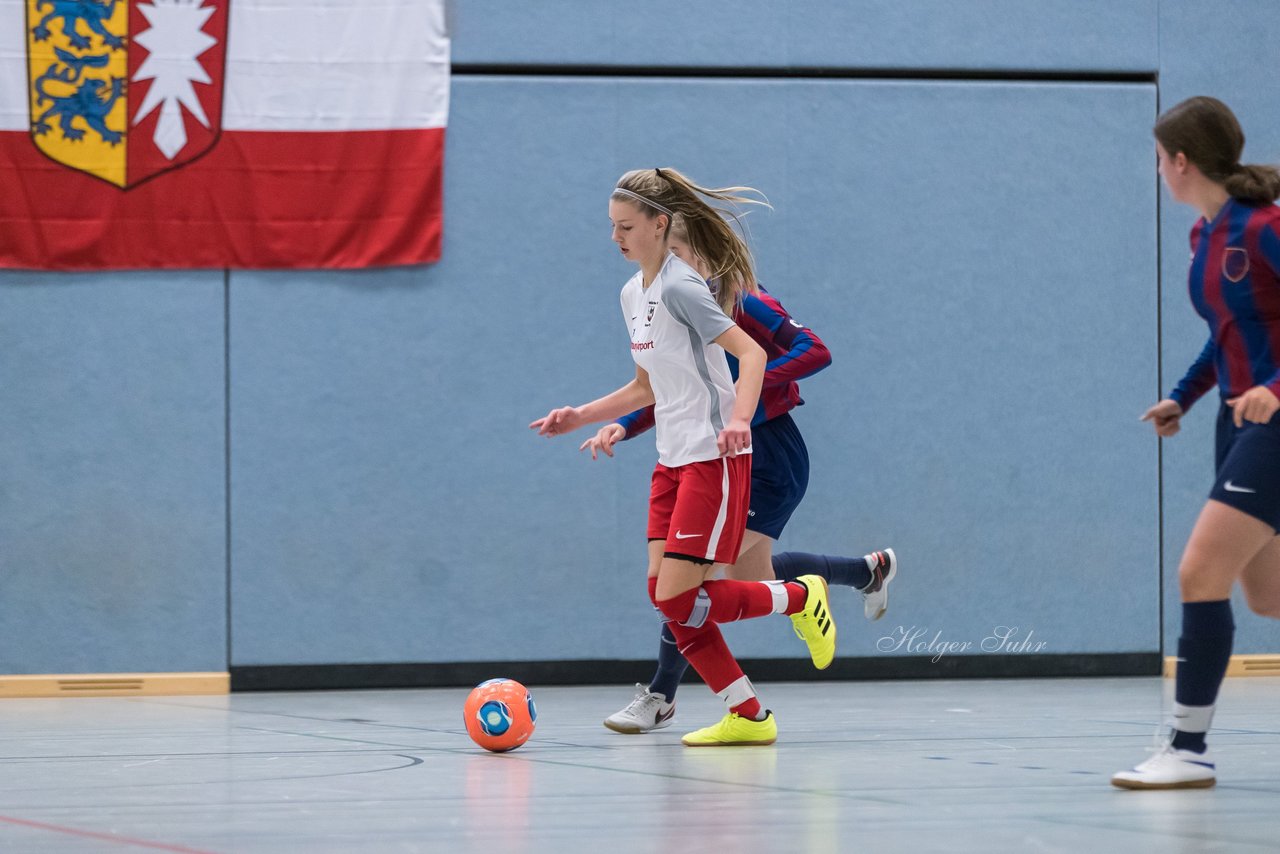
[1224,164,1280,205]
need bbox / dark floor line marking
[434,750,910,807]
[130,698,481,735]
[233,721,613,753]
[12,719,911,807]
[206,751,423,786]
[0,728,1240,765]
[131,698,1231,747]
[60,754,429,792]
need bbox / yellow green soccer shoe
[681,711,777,747]
[790,574,836,669]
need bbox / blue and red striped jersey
[1171,198,1280,411]
[617,285,832,438]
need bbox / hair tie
[612,187,674,217]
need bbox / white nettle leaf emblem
[132,0,218,159]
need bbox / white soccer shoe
[1111,742,1217,790]
[603,684,675,734]
[861,548,897,621]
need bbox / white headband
[612,187,674,217]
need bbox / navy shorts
[1210,403,1280,532]
[746,412,810,539]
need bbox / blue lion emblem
[32,47,123,145]
[32,0,124,51]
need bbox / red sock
[654,586,698,622]
[699,579,777,623]
[665,620,762,719]
[785,581,807,614]
[653,579,789,626]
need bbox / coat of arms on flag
[25,0,228,188]
[4,0,448,270]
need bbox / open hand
[530,406,583,437]
[580,423,625,460]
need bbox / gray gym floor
[1,677,1278,853]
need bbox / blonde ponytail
[612,168,769,314]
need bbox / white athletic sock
[716,675,757,709]
[763,580,790,614]
[1172,702,1215,734]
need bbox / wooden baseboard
[1163,655,1280,678]
[0,672,230,698]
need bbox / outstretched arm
[530,365,655,437]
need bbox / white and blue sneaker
[861,549,897,621]
[1111,742,1216,789]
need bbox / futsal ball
[463,678,537,752]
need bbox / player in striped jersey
[1114,97,1280,790]
[590,215,897,734]
[532,168,837,746]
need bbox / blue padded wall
[228,77,1158,664]
[14,1,1280,676]
[0,272,226,672]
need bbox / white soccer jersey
[621,253,745,467]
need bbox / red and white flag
[0,0,449,269]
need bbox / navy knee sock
[648,623,690,702]
[1171,599,1235,753]
[772,551,871,590]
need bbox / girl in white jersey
[594,218,899,736]
[532,168,836,746]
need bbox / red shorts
[647,455,751,564]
